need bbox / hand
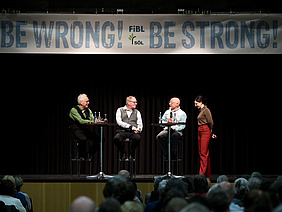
[168,118,173,123]
[134,130,139,134]
[212,134,217,139]
[132,126,138,131]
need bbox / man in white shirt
[0,178,26,212]
[156,97,187,159]
[113,96,143,159]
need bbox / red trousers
[198,125,211,178]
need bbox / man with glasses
[156,97,187,159]
[69,94,99,160]
[113,96,143,159]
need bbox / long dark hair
[195,95,207,105]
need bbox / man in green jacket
[69,94,99,160]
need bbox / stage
[14,174,280,182]
[1,54,282,212]
[11,174,279,212]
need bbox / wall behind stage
[1,54,281,176]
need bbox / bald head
[69,196,96,212]
[169,97,180,110]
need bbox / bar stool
[69,127,92,179]
[118,138,137,179]
[162,136,184,175]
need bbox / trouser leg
[129,133,141,157]
[156,130,168,157]
[198,125,212,178]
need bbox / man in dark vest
[113,96,143,159]
[69,94,99,160]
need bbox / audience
[3,171,282,212]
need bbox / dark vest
[70,105,91,130]
[118,107,138,130]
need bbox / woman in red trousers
[194,95,216,179]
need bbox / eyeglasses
[169,101,176,104]
[129,101,137,104]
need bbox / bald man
[69,196,96,212]
[156,97,187,159]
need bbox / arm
[205,109,214,130]
[69,108,91,124]
[136,111,143,131]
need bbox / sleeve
[116,108,131,129]
[69,108,91,124]
[88,109,94,122]
[205,109,214,129]
[137,111,143,131]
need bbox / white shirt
[0,195,26,212]
[162,107,187,131]
[116,106,143,131]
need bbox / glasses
[169,101,176,104]
[129,100,137,104]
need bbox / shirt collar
[123,105,133,111]
[171,106,181,112]
[200,105,207,112]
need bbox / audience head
[180,202,209,212]
[207,186,230,212]
[217,175,229,183]
[121,201,143,212]
[99,197,121,212]
[234,178,249,195]
[69,196,96,212]
[194,175,209,194]
[103,175,135,204]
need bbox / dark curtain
[1,54,281,176]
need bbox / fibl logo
[128,25,145,46]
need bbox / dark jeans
[156,130,183,158]
[70,127,99,158]
[113,131,141,156]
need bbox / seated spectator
[145,176,163,205]
[2,175,27,210]
[69,196,96,212]
[164,197,187,212]
[145,178,169,212]
[250,172,263,181]
[118,170,143,203]
[217,175,229,183]
[103,175,135,205]
[193,175,209,197]
[14,176,32,212]
[269,179,282,209]
[121,201,144,212]
[248,177,262,191]
[207,186,230,212]
[179,202,209,212]
[0,177,26,212]
[99,197,121,212]
[244,190,273,212]
[233,178,249,207]
[219,181,244,212]
[182,176,194,197]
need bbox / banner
[0,13,281,53]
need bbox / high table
[85,123,117,179]
[151,122,186,178]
